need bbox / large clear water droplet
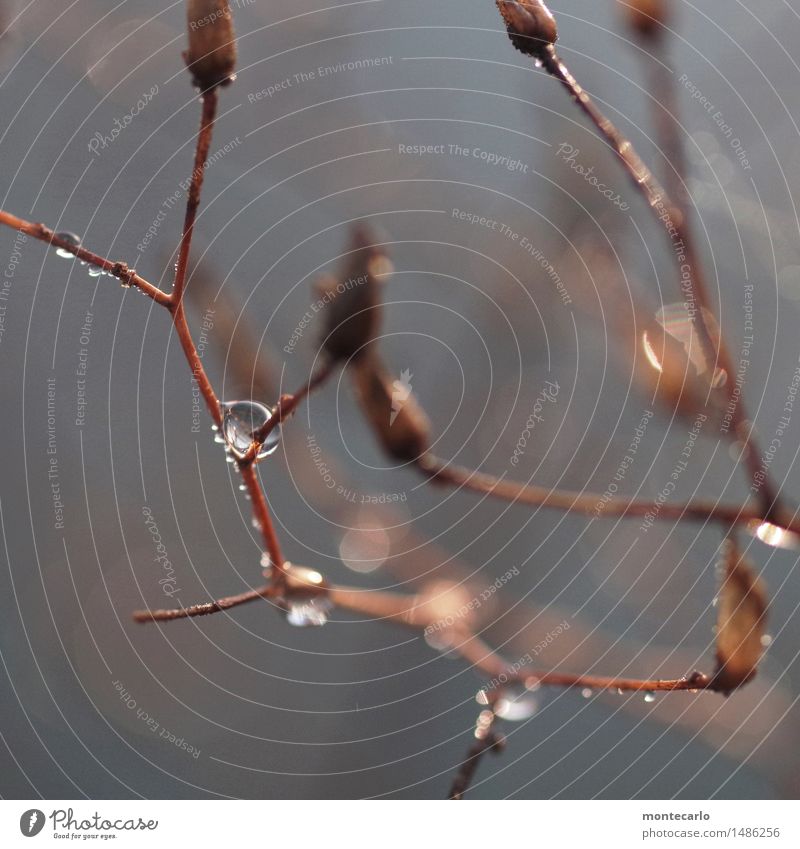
[643,690,656,703]
[55,232,81,258]
[494,683,538,721]
[220,400,282,460]
[746,519,800,550]
[642,302,726,386]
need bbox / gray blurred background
[1,0,800,799]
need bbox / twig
[251,361,335,445]
[132,583,278,622]
[539,44,779,513]
[239,462,287,591]
[171,90,218,309]
[448,708,505,800]
[503,668,713,693]
[415,454,799,534]
[0,210,171,306]
[239,361,336,464]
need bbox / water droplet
[494,684,538,721]
[238,484,247,491]
[88,266,103,278]
[761,634,773,648]
[642,302,726,386]
[220,400,282,460]
[643,691,656,703]
[581,687,593,699]
[746,520,800,550]
[616,688,624,696]
[286,599,331,627]
[474,710,495,739]
[475,689,491,706]
[284,564,332,627]
[55,232,81,258]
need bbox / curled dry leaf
[352,355,430,462]
[184,0,237,89]
[495,1,558,60]
[714,540,768,693]
[320,225,391,362]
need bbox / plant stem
[251,361,335,446]
[171,90,218,309]
[132,583,278,622]
[540,46,779,515]
[448,710,504,800]
[0,210,171,306]
[239,462,287,592]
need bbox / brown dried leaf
[352,355,430,463]
[184,0,237,89]
[714,541,768,693]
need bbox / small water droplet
[642,302,727,386]
[260,552,272,574]
[88,266,103,278]
[761,634,773,648]
[238,483,247,491]
[746,519,800,550]
[220,400,282,460]
[616,688,624,696]
[581,687,593,699]
[643,691,656,703]
[494,684,538,721]
[475,689,491,706]
[55,232,81,258]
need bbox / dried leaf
[321,225,390,362]
[352,356,430,462]
[184,0,237,89]
[495,1,558,59]
[714,541,768,693]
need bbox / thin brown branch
[539,46,779,515]
[251,361,335,446]
[239,361,336,463]
[171,89,218,308]
[504,668,713,693]
[0,210,171,306]
[415,454,799,534]
[133,582,278,622]
[239,462,287,592]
